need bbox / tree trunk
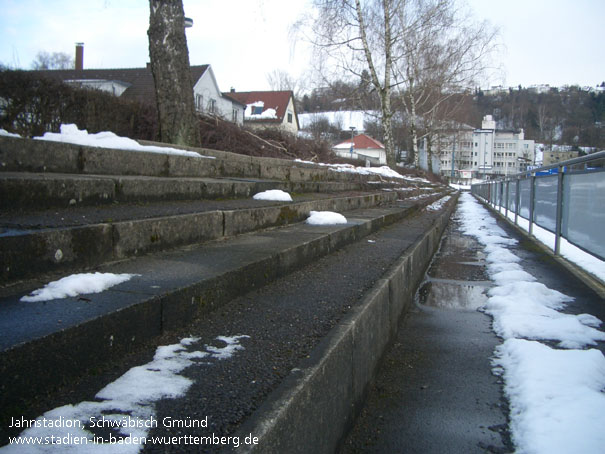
[148,0,200,147]
[410,95,420,168]
[426,134,433,174]
[355,0,397,168]
[382,109,396,168]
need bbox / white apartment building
[437,115,535,184]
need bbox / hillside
[297,83,605,152]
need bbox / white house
[35,65,246,125]
[192,66,245,124]
[227,91,299,134]
[333,134,386,165]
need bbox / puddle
[418,278,490,310]
[444,234,478,250]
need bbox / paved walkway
[340,195,604,454]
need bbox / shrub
[0,69,158,139]
[199,115,337,162]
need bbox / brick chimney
[75,43,84,71]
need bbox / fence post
[504,180,509,219]
[514,178,520,225]
[554,165,564,255]
[529,174,535,236]
[492,182,496,208]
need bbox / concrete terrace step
[0,192,450,421]
[0,191,401,284]
[0,172,398,211]
[0,135,399,184]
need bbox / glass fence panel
[496,182,502,207]
[562,171,605,260]
[508,182,517,213]
[519,178,531,219]
[534,175,558,233]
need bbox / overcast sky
[1,0,603,92]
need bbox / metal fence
[471,151,605,261]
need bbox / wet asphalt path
[340,195,605,454]
[340,198,511,454]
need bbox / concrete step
[0,135,400,184]
[0,192,451,422]
[0,191,403,284]
[1,172,398,211]
[0,190,452,453]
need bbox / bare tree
[266,69,300,93]
[304,0,398,166]
[147,0,200,147]
[392,0,497,169]
[31,51,73,70]
[305,0,496,170]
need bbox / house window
[287,112,293,123]
[252,106,263,115]
[195,94,203,112]
[232,109,239,122]
[208,99,216,113]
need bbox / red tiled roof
[226,90,297,125]
[336,134,385,149]
[32,65,210,105]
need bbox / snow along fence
[471,151,605,263]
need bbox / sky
[0,0,603,92]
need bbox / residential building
[333,134,386,165]
[34,65,246,125]
[437,115,535,184]
[227,91,299,134]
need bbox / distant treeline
[474,85,604,149]
[299,81,605,150]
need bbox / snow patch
[0,128,21,138]
[298,110,373,132]
[458,192,605,453]
[34,124,212,159]
[252,189,293,202]
[493,339,605,454]
[497,207,605,283]
[425,195,451,211]
[0,335,249,453]
[306,211,347,225]
[21,272,138,302]
[245,101,278,119]
[293,159,431,183]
